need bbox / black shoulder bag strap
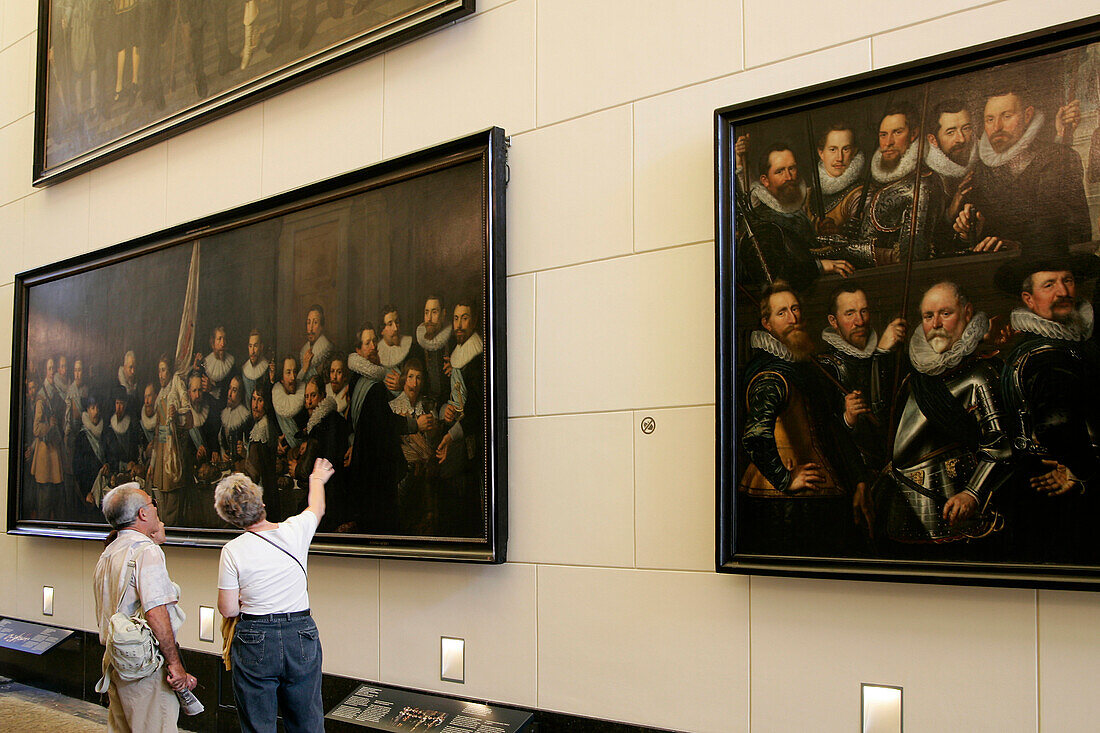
[247,530,307,581]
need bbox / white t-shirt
[94,530,182,645]
[217,510,320,615]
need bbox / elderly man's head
[1021,270,1078,325]
[920,282,972,354]
[101,483,159,533]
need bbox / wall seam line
[531,273,538,416]
[747,0,1005,71]
[509,238,710,280]
[380,52,386,159]
[631,409,637,568]
[746,574,752,732]
[376,559,381,682]
[511,403,714,421]
[533,0,539,129]
[1035,588,1040,733]
[2,29,35,55]
[630,103,636,254]
[533,563,540,708]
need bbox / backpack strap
[97,538,154,694]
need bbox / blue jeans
[231,613,324,733]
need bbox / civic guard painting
[716,17,1100,588]
[9,128,508,563]
[33,0,473,185]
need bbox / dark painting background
[18,158,486,533]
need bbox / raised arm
[307,457,334,519]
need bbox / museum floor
[0,676,198,732]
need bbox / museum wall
[0,1,1098,731]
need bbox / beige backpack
[95,544,164,693]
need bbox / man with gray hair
[93,483,197,731]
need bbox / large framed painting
[9,127,508,563]
[717,17,1100,588]
[33,0,474,185]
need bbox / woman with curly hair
[215,457,334,733]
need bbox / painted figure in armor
[885,282,1011,545]
[738,143,856,290]
[858,103,946,265]
[816,284,908,473]
[995,244,1100,563]
[806,123,866,237]
[738,281,872,557]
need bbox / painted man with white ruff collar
[239,329,269,403]
[380,305,426,396]
[996,249,1100,563]
[816,284,907,473]
[884,282,1011,547]
[298,304,333,384]
[273,355,307,451]
[416,296,452,404]
[215,376,251,467]
[296,375,351,529]
[184,373,219,485]
[63,359,89,489]
[923,99,980,234]
[72,395,109,520]
[347,323,386,431]
[54,355,71,397]
[119,350,139,418]
[738,282,871,557]
[326,356,351,419]
[806,123,865,237]
[858,103,946,264]
[139,383,158,456]
[437,301,489,537]
[201,326,236,407]
[743,143,855,290]
[104,386,141,478]
[64,359,88,439]
[954,84,1090,249]
[245,385,280,519]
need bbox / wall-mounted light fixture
[441,637,465,683]
[42,586,54,616]
[198,606,215,642]
[862,683,902,733]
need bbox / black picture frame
[9,127,508,563]
[33,0,475,186]
[717,16,1100,589]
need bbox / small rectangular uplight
[862,683,902,733]
[42,586,54,616]
[441,637,464,683]
[198,606,215,642]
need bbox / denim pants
[231,613,324,733]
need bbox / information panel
[0,618,73,655]
[327,684,532,732]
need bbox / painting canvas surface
[718,25,1100,586]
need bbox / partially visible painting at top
[35,0,472,184]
